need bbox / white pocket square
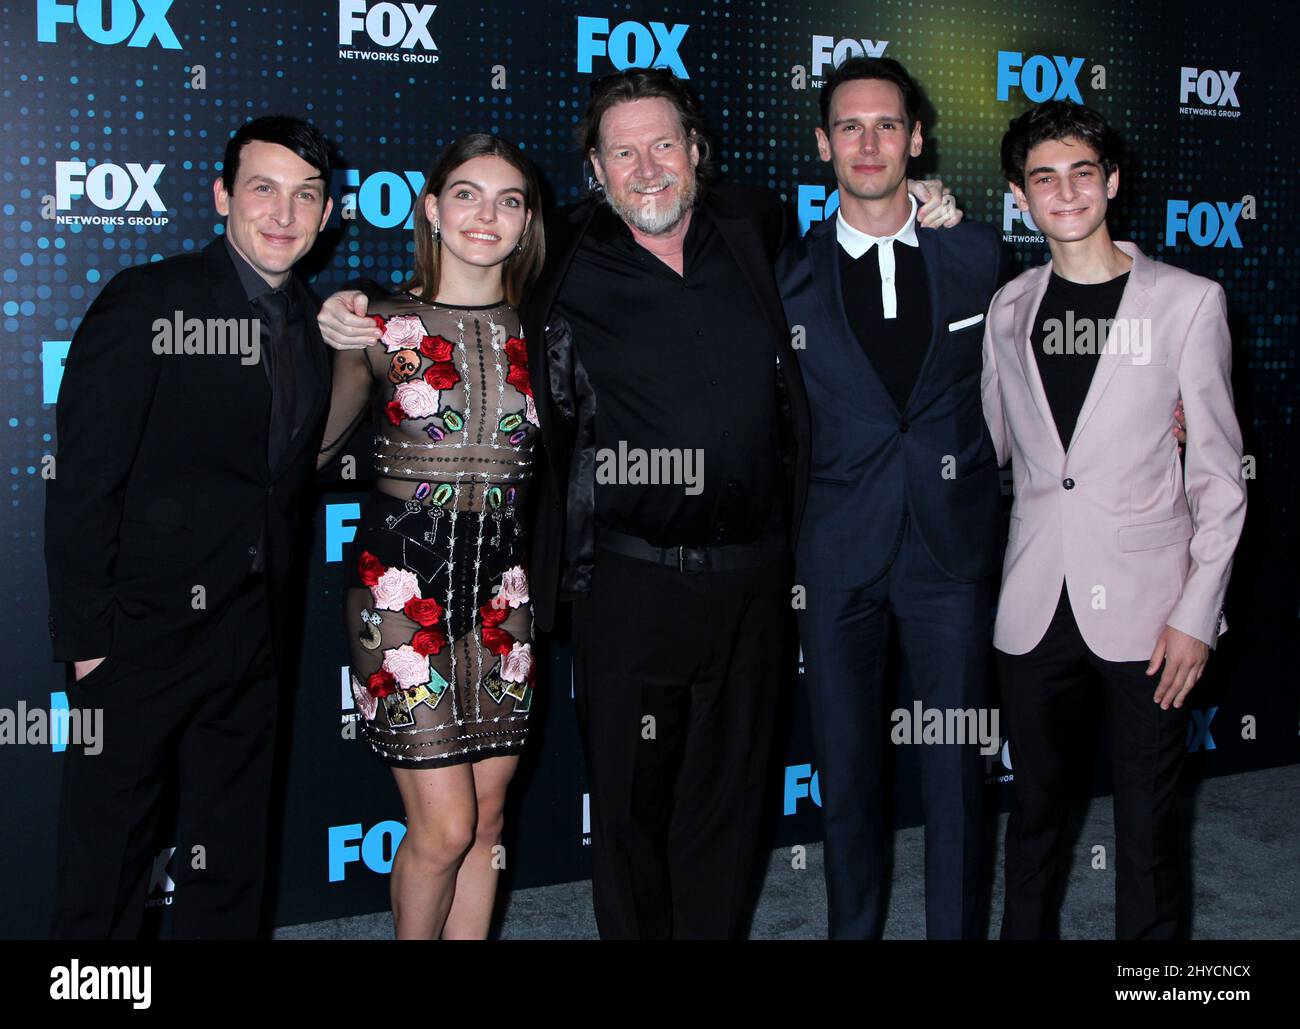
[948,314,984,332]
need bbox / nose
[476,198,497,224]
[859,129,879,154]
[634,148,660,180]
[1057,174,1079,201]
[271,190,295,226]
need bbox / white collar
[835,194,920,259]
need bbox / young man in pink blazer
[980,102,1246,939]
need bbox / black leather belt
[596,527,783,574]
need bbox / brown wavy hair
[405,133,545,307]
[577,68,713,198]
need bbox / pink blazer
[981,242,1246,661]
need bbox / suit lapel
[203,240,271,478]
[808,220,899,413]
[710,201,788,342]
[1012,261,1063,456]
[1067,243,1152,454]
[273,275,331,478]
[905,228,949,413]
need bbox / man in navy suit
[778,58,1005,939]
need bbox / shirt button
[710,378,719,386]
[696,329,704,337]
[248,546,258,556]
[1063,478,1076,490]
[722,430,731,438]
[899,418,909,433]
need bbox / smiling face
[213,139,332,287]
[1010,135,1118,245]
[425,154,532,270]
[816,77,922,203]
[589,97,700,235]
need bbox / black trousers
[571,549,790,939]
[998,585,1189,940]
[51,581,278,939]
[797,521,991,939]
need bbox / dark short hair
[221,115,333,192]
[577,68,713,190]
[1001,101,1120,188]
[820,57,922,132]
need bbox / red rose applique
[412,626,447,656]
[481,625,514,656]
[385,399,405,425]
[420,335,454,362]
[367,668,397,699]
[404,596,444,627]
[424,363,461,391]
[357,550,386,587]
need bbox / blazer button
[248,545,258,556]
[1063,478,1075,490]
[899,418,910,433]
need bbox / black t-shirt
[1030,270,1130,449]
[553,202,783,548]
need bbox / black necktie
[254,289,296,471]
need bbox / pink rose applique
[371,566,420,611]
[394,379,440,420]
[382,314,427,353]
[500,641,533,684]
[350,673,378,721]
[382,644,430,689]
[496,565,529,609]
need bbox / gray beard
[604,176,697,235]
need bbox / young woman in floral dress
[318,134,544,939]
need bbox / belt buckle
[677,546,707,574]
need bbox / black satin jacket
[520,183,811,633]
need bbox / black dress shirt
[554,202,783,548]
[1031,271,1130,449]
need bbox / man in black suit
[45,116,335,939]
[777,58,1006,939]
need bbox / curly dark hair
[1001,101,1121,188]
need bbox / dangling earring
[432,223,441,243]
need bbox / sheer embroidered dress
[320,294,538,767]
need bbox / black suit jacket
[45,237,331,670]
[777,216,1005,589]
[520,183,811,632]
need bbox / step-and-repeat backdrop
[2,0,1296,936]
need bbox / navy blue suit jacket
[778,215,1004,590]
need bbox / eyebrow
[446,178,525,195]
[831,114,904,127]
[1026,159,1101,176]
[247,174,325,187]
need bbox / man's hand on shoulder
[319,290,381,351]
[909,178,962,228]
